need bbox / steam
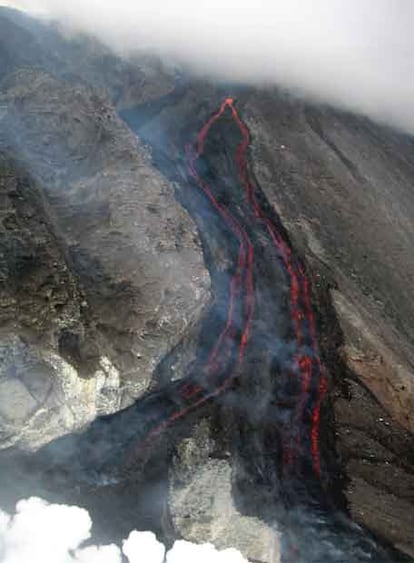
[0,497,249,563]
[3,0,414,134]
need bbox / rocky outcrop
[0,155,108,450]
[170,420,281,563]
[0,42,210,448]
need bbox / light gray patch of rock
[170,420,281,563]
[0,334,122,451]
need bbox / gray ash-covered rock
[170,419,281,563]
[0,14,210,448]
[0,155,104,450]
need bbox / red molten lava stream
[129,100,257,456]
[130,98,327,479]
[221,98,326,477]
[188,97,256,369]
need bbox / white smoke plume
[0,497,249,563]
[2,0,414,134]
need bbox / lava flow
[199,97,328,477]
[122,98,327,484]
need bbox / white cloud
[0,497,249,563]
[3,0,414,134]
[166,540,248,563]
[0,497,93,563]
[122,531,165,563]
[74,546,122,563]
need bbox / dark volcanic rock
[244,94,414,432]
[241,92,414,557]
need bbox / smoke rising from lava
[4,0,414,135]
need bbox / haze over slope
[3,0,414,135]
